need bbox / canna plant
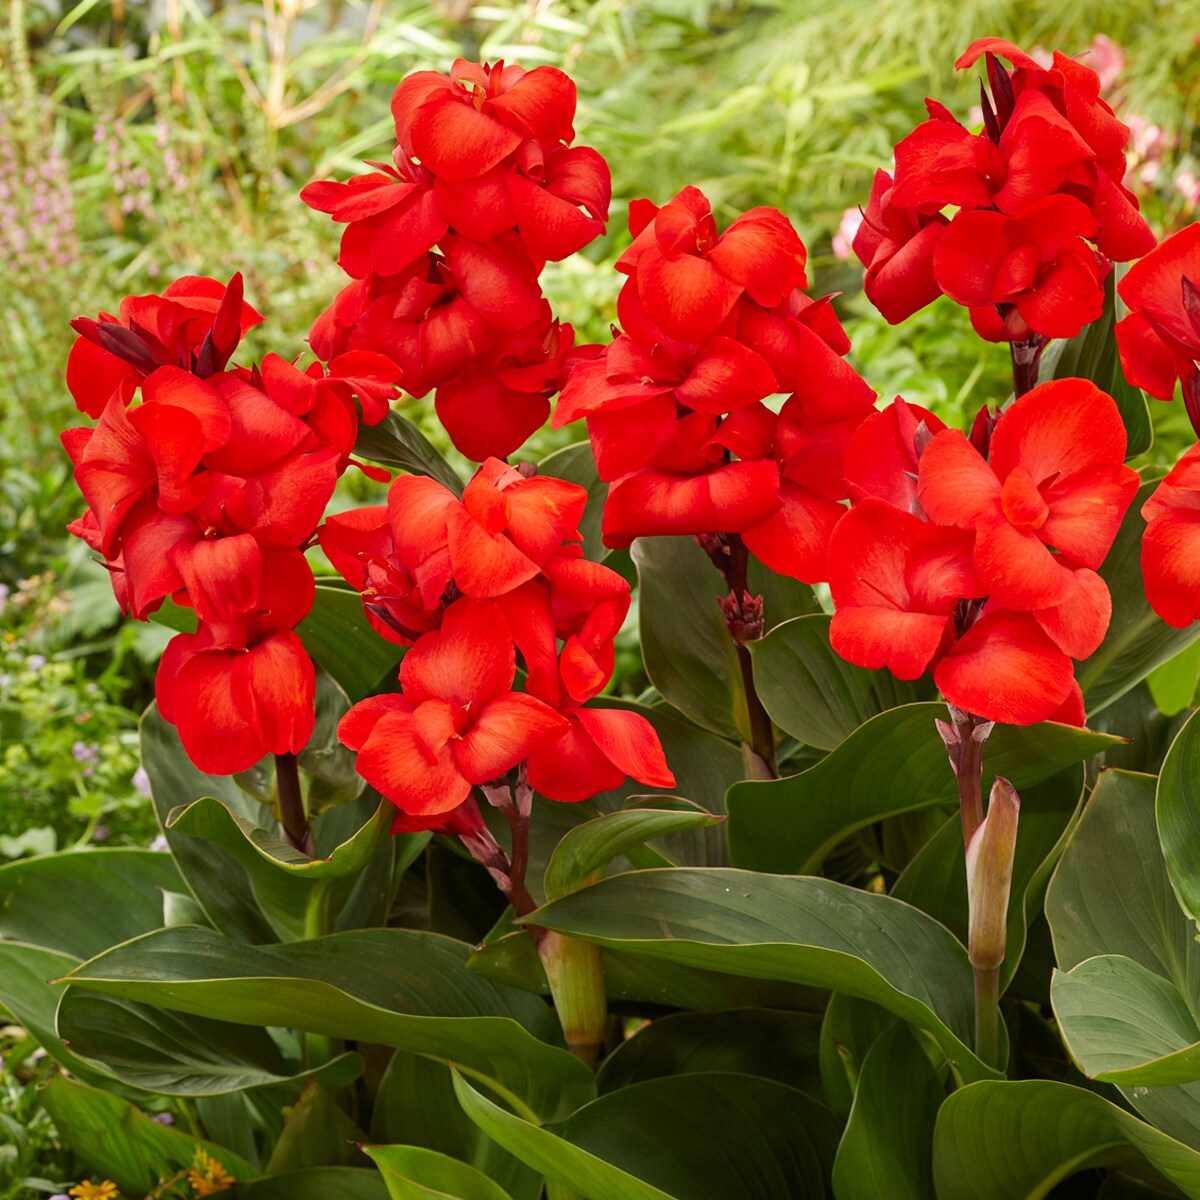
[8,37,1200,1200]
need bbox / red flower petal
[456,692,569,783]
[355,710,471,816]
[917,430,1002,528]
[935,610,1073,725]
[400,597,515,707]
[576,707,675,789]
[1142,508,1200,628]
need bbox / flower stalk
[274,752,314,857]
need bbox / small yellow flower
[186,1151,233,1196]
[69,1182,120,1200]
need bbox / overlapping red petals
[829,379,1136,725]
[853,38,1155,340]
[304,59,611,462]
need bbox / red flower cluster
[829,380,1138,724]
[327,459,674,826]
[304,59,610,462]
[854,38,1156,341]
[1142,445,1200,628]
[1116,223,1200,415]
[555,185,877,582]
[63,276,400,774]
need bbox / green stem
[973,965,1001,1070]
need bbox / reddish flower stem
[952,710,986,847]
[707,534,777,778]
[1010,336,1045,399]
[275,753,314,857]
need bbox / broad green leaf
[634,535,746,741]
[544,805,723,900]
[1047,770,1199,990]
[300,584,400,702]
[1047,769,1200,1145]
[0,943,111,1085]
[62,926,593,1121]
[236,1169,388,1199]
[265,1081,365,1172]
[748,614,927,750]
[141,703,279,944]
[819,995,899,1118]
[55,989,363,1096]
[526,868,995,1082]
[1157,708,1200,926]
[370,1052,540,1200]
[0,847,180,959]
[39,1074,254,1196]
[456,1070,838,1200]
[1148,641,1200,716]
[893,766,1084,991]
[727,705,1118,874]
[165,793,390,941]
[364,1145,515,1200]
[596,1008,824,1097]
[1078,479,1200,716]
[539,440,606,562]
[354,409,464,493]
[932,1080,1200,1198]
[633,536,816,744]
[469,930,824,1013]
[1052,955,1200,1086]
[832,1023,941,1200]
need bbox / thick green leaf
[236,1169,388,1199]
[544,806,723,900]
[265,1081,365,1172]
[456,1070,838,1200]
[832,1023,941,1200]
[1047,770,1199,990]
[588,700,745,869]
[1157,708,1200,926]
[932,1080,1200,1198]
[0,848,181,959]
[1053,955,1200,1086]
[370,1052,540,1200]
[728,704,1118,873]
[62,926,593,1121]
[819,995,900,1118]
[39,1074,254,1196]
[1078,479,1200,716]
[141,703,278,943]
[748,614,927,750]
[469,929,824,1013]
[300,584,401,702]
[596,1008,823,1097]
[55,989,362,1096]
[354,409,464,493]
[526,868,994,1082]
[0,943,112,1085]
[634,536,746,741]
[893,766,1084,991]
[165,793,390,941]
[1148,642,1200,716]
[1047,768,1200,1146]
[364,1144,515,1200]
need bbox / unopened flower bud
[965,776,1020,971]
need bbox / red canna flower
[1141,443,1200,628]
[338,598,569,817]
[155,541,317,775]
[917,378,1138,610]
[66,274,262,418]
[615,185,807,342]
[1116,222,1200,412]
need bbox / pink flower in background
[832,206,863,260]
[1086,35,1125,94]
